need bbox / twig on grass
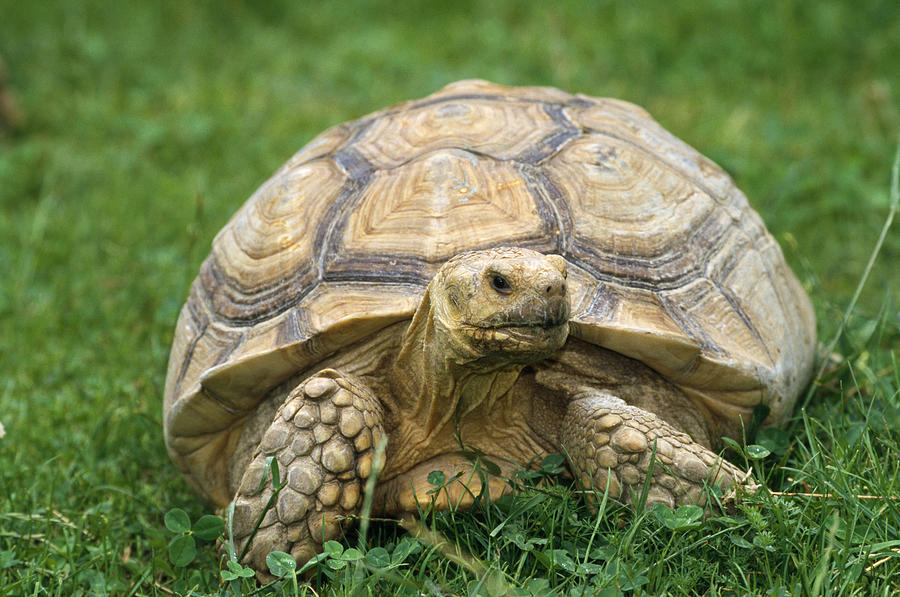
[769,491,899,500]
[865,549,900,573]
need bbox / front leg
[561,392,747,508]
[231,369,384,576]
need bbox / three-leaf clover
[221,559,255,581]
[266,551,297,578]
[652,503,704,532]
[164,508,225,567]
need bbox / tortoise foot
[563,393,750,509]
[231,369,384,577]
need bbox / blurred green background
[1,0,898,593]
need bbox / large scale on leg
[163,80,816,575]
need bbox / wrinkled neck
[392,293,522,439]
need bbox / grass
[1,0,898,594]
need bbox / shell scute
[351,97,574,169]
[327,149,558,274]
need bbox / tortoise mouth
[457,319,569,360]
[471,296,571,331]
[474,318,567,330]
[456,295,571,359]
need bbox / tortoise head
[429,247,571,365]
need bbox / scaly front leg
[231,369,384,576]
[561,392,748,508]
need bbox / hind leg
[231,369,384,576]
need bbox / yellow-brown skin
[229,247,744,574]
[378,248,570,508]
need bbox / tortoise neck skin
[391,248,571,438]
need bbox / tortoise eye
[490,274,512,293]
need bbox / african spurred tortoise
[164,80,816,572]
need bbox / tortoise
[163,79,816,572]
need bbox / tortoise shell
[164,80,815,503]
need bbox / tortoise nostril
[543,279,566,297]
